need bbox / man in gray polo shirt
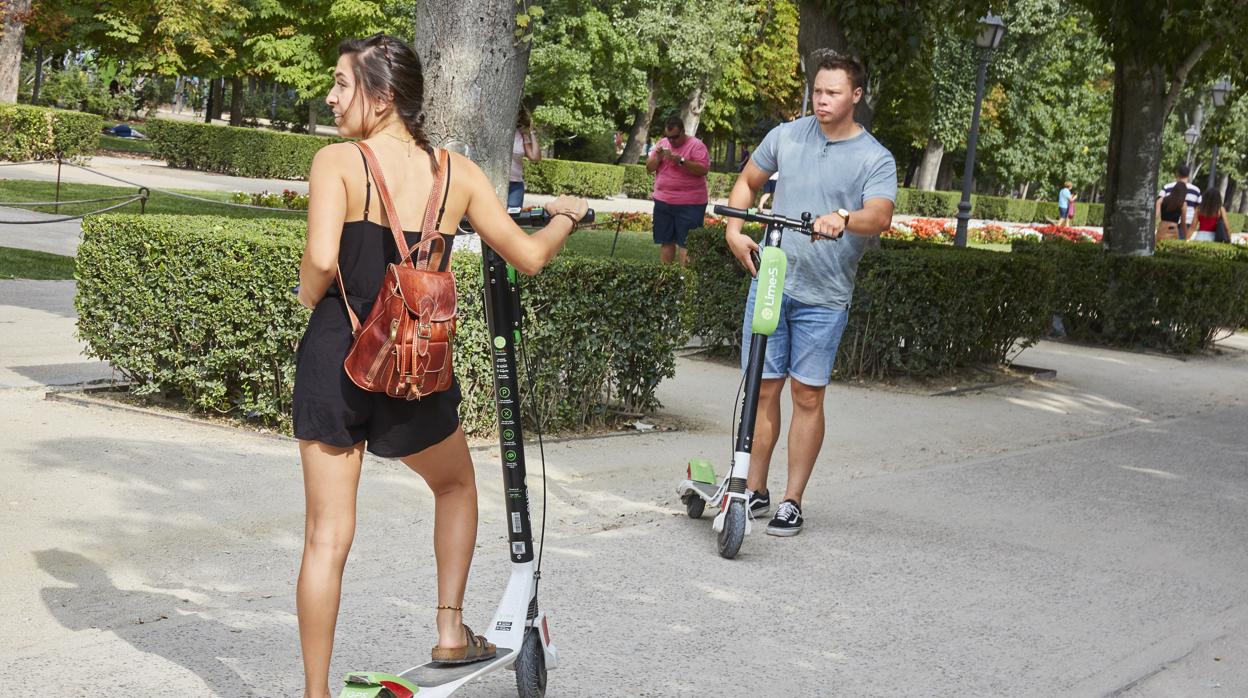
[725,50,896,536]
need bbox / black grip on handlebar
[713,205,748,218]
[509,208,596,226]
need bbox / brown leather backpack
[338,142,456,400]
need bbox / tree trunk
[1217,172,1229,201]
[678,78,708,137]
[0,0,31,103]
[797,0,873,129]
[204,78,216,123]
[914,137,943,191]
[1102,56,1170,255]
[31,44,43,104]
[306,101,317,135]
[228,76,244,126]
[936,153,955,191]
[618,70,658,166]
[414,0,531,196]
[1236,187,1248,214]
[1019,181,1031,200]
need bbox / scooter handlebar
[712,204,837,241]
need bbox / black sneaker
[748,489,770,517]
[766,499,803,537]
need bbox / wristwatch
[836,208,850,228]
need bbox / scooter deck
[401,648,516,687]
[686,480,718,502]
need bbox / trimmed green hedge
[146,119,342,179]
[0,104,101,161]
[1157,239,1248,263]
[622,164,654,199]
[523,158,625,198]
[75,214,685,433]
[1012,238,1248,352]
[974,195,1037,224]
[898,189,963,217]
[685,226,1054,378]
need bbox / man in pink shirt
[647,116,710,265]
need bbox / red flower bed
[1031,224,1102,244]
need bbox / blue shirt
[752,116,897,309]
[1058,188,1072,208]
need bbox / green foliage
[522,158,625,198]
[700,0,803,134]
[1083,202,1105,227]
[896,188,961,217]
[1227,212,1246,233]
[75,215,308,425]
[706,172,737,200]
[1012,238,1248,352]
[977,3,1112,199]
[973,195,1037,223]
[622,164,654,199]
[526,1,648,140]
[75,214,685,433]
[146,119,342,179]
[1032,201,1061,223]
[685,225,1054,378]
[0,104,101,161]
[1157,239,1248,264]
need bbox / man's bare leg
[746,377,786,494]
[782,380,827,506]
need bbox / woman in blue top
[1058,181,1076,226]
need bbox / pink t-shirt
[651,136,709,205]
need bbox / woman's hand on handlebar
[726,229,760,276]
[544,195,589,227]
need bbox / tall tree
[1074,0,1248,253]
[414,0,530,193]
[796,0,988,129]
[0,0,33,103]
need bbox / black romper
[293,147,461,458]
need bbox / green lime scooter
[338,207,593,698]
[677,204,830,559]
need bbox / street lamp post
[954,13,1007,247]
[1184,125,1200,168]
[1207,80,1232,191]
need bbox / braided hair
[339,33,438,174]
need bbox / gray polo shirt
[752,116,897,309]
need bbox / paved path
[2,277,1247,696]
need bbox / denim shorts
[652,199,706,247]
[740,279,850,387]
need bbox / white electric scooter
[338,207,593,698]
[677,205,830,559]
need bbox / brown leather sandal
[431,623,497,665]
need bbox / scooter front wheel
[515,627,548,698]
[717,499,747,559]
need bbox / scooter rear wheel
[684,494,706,519]
[515,627,547,698]
[717,499,746,559]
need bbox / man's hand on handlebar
[811,212,847,241]
[726,230,761,277]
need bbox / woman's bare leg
[297,439,364,698]
[400,426,478,648]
